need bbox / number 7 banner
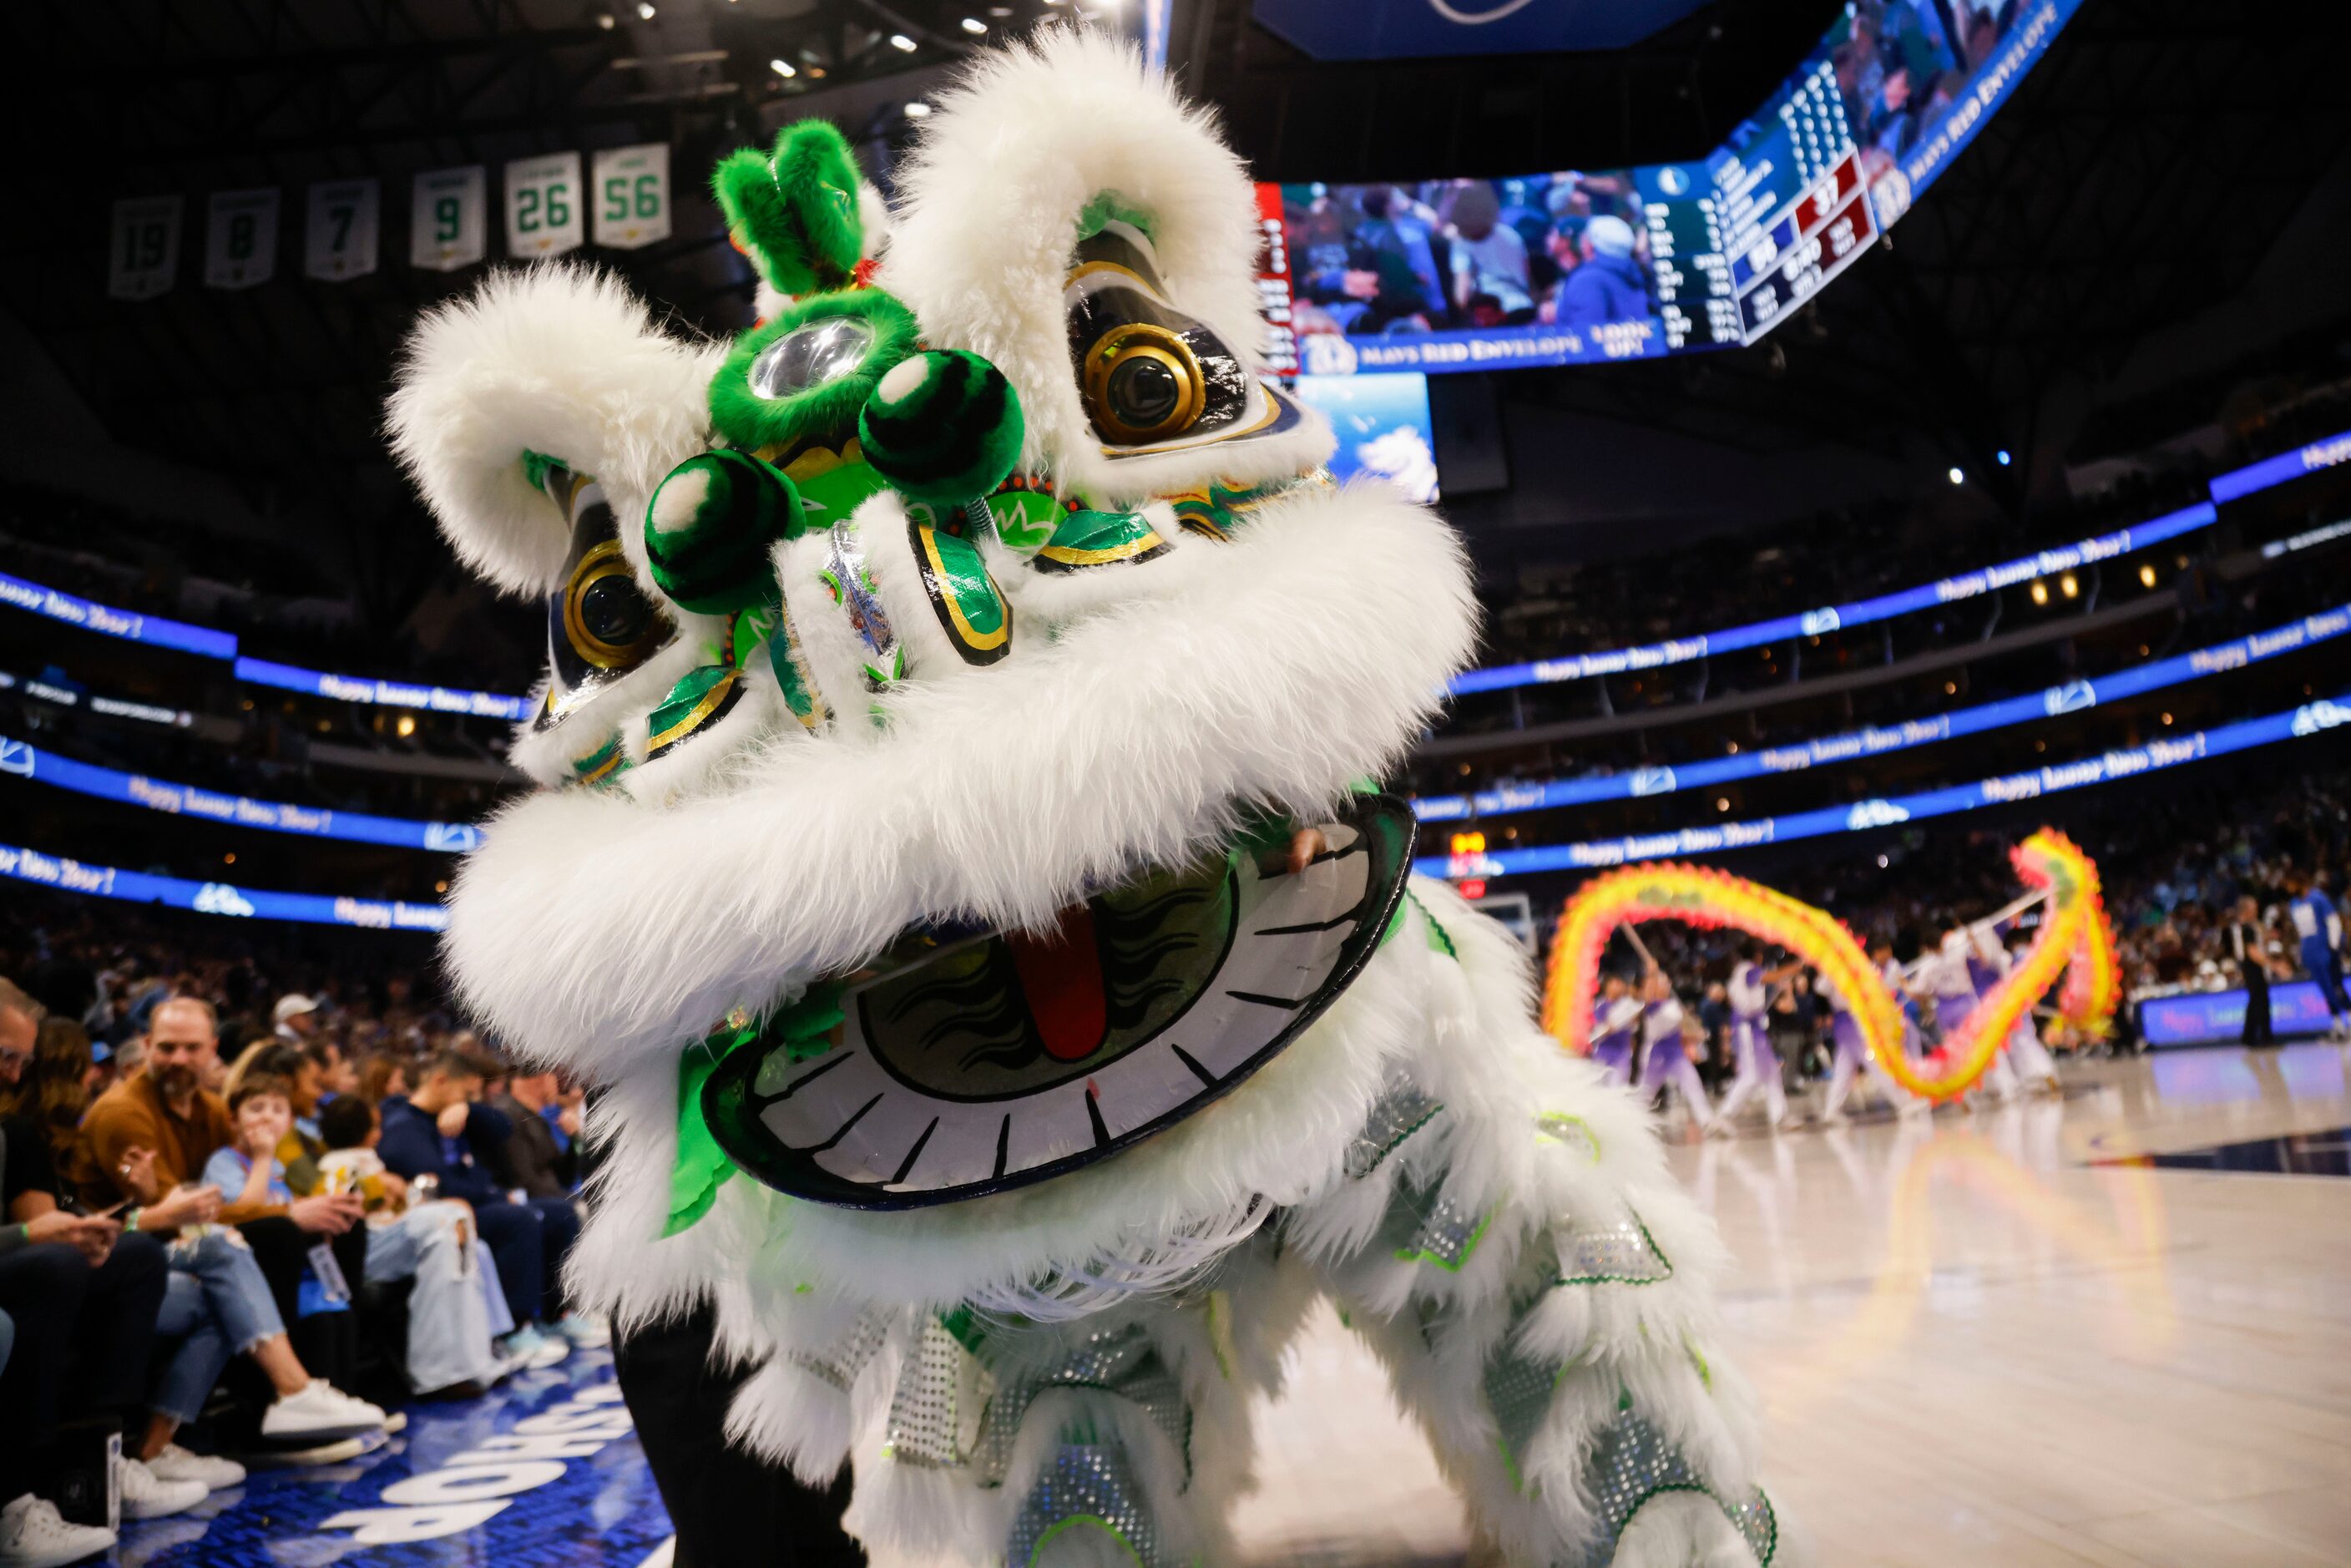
[305,178,380,281]
[410,166,486,273]
[504,152,584,259]
[590,143,670,250]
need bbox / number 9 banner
[591,143,670,250]
[411,166,487,273]
[504,151,584,259]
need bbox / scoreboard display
[1269,0,2086,376]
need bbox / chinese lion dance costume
[389,31,1793,1567]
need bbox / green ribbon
[663,980,846,1237]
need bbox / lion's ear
[713,119,865,296]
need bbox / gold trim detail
[915,524,1012,652]
[648,668,743,753]
[1039,533,1165,568]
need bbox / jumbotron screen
[1261,0,2083,376]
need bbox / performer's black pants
[613,1305,862,1567]
[0,1232,166,1500]
[239,1215,368,1388]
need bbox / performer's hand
[1286,827,1329,875]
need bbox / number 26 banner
[504,152,584,259]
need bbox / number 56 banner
[504,152,583,259]
[591,143,670,250]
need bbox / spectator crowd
[0,929,598,1568]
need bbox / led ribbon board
[0,569,236,659]
[1446,422,2351,699]
[1449,500,2217,696]
[1423,688,2351,883]
[0,840,447,931]
[0,735,479,852]
[1418,604,2351,822]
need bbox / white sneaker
[261,1381,387,1441]
[501,1324,571,1370]
[550,1313,610,1348]
[0,1495,114,1568]
[143,1444,245,1493]
[116,1459,207,1521]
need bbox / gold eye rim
[1083,323,1206,446]
[563,540,667,670]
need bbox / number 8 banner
[411,166,486,273]
[591,144,670,250]
[504,152,584,259]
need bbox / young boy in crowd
[316,1095,518,1393]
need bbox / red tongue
[1007,904,1109,1063]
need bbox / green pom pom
[645,450,803,615]
[857,351,1027,507]
[713,120,863,296]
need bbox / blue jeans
[363,1205,510,1392]
[153,1230,286,1425]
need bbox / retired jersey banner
[590,143,671,250]
[204,188,279,290]
[304,178,380,281]
[504,152,583,259]
[109,195,182,301]
[410,165,487,272]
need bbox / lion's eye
[1082,324,1204,445]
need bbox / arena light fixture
[1995,449,2013,466]
[2139,563,2157,587]
[961,15,987,33]
[904,100,931,117]
[2060,572,2079,599]
[636,2,655,17]
[770,57,796,76]
[890,32,918,50]
[2030,579,2050,605]
[1947,466,1964,485]
[395,714,417,737]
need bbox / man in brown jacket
[80,997,369,1387]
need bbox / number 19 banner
[591,144,670,250]
[504,152,584,259]
[411,166,486,272]
[305,178,380,281]
[109,195,183,301]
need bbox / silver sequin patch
[882,1314,993,1468]
[1482,1346,1559,1485]
[1005,1430,1179,1568]
[1534,1110,1600,1162]
[968,1322,1191,1488]
[820,522,902,695]
[787,1307,893,1394]
[1566,1405,1777,1567]
[1346,1080,1444,1179]
[1385,1178,1490,1272]
[1553,1206,1673,1286]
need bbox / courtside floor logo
[321,1376,642,1544]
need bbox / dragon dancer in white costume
[388,32,1797,1567]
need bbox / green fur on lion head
[859,351,1026,507]
[710,287,922,457]
[713,119,864,296]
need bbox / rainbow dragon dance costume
[389,32,1795,1568]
